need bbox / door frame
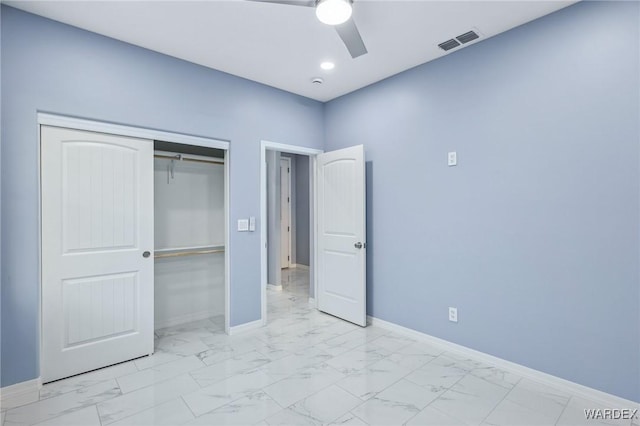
[279,156,292,269]
[260,140,323,325]
[37,113,231,381]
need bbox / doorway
[265,150,314,319]
[260,141,321,324]
[260,141,368,328]
[275,154,313,312]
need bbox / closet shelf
[154,245,225,259]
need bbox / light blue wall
[0,6,323,387]
[324,1,640,402]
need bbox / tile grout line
[554,395,574,426]
[399,365,465,426]
[427,404,469,425]
[179,395,198,421]
[408,368,469,419]
[350,409,371,425]
[95,404,103,426]
[259,361,345,409]
[478,375,524,425]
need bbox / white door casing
[280,157,291,268]
[317,145,366,327]
[41,126,155,383]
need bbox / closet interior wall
[153,145,225,329]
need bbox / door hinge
[288,167,290,173]
[287,226,290,232]
[287,197,290,203]
[288,255,290,261]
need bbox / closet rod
[154,154,224,165]
[154,248,225,259]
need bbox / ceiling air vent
[456,31,479,44]
[438,39,460,51]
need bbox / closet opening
[153,141,226,333]
[39,114,230,383]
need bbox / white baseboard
[267,283,283,291]
[229,319,264,335]
[0,377,41,410]
[291,264,310,270]
[367,316,639,410]
[155,310,221,330]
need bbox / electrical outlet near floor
[449,307,458,323]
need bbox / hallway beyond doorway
[268,268,311,320]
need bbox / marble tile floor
[2,268,636,426]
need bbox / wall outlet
[448,151,457,166]
[448,307,458,323]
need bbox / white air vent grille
[438,30,481,52]
[456,31,479,44]
[438,39,460,51]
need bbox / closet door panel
[42,126,154,383]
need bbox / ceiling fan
[249,0,368,58]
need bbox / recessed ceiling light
[320,62,335,71]
[311,77,324,85]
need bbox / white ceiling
[5,0,576,102]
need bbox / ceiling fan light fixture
[316,0,352,26]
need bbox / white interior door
[41,126,154,383]
[317,145,366,326]
[280,158,291,268]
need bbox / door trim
[37,113,232,382]
[38,113,229,150]
[260,140,323,326]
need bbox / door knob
[143,251,151,258]
[354,242,363,249]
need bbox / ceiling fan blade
[334,18,368,58]
[245,0,315,7]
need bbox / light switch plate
[237,219,249,232]
[448,151,457,166]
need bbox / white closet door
[41,126,154,383]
